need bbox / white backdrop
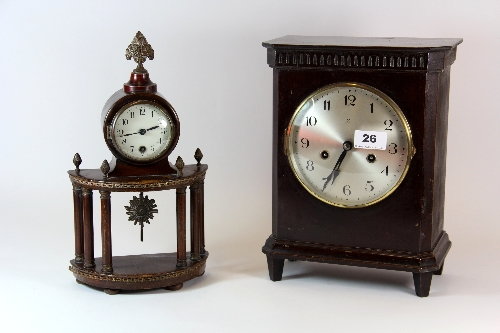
[1,1,499,332]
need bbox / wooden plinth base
[70,252,208,293]
[263,232,450,297]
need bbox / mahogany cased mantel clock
[68,32,208,294]
[262,36,462,297]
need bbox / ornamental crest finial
[125,31,154,74]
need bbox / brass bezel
[111,100,176,163]
[286,82,414,209]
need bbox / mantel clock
[68,32,208,294]
[262,36,462,297]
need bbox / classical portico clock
[262,36,462,297]
[68,32,208,294]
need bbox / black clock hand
[121,131,139,137]
[321,152,345,191]
[322,141,353,191]
[120,127,156,137]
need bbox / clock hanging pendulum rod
[124,192,158,241]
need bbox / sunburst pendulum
[125,192,158,241]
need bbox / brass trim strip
[69,260,206,283]
[69,173,206,191]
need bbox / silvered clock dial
[287,83,414,208]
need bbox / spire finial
[100,159,110,178]
[194,148,203,166]
[73,153,82,173]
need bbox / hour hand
[146,125,159,131]
[321,141,352,191]
[322,170,340,191]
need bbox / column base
[70,251,208,292]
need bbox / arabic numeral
[388,143,398,154]
[306,116,317,126]
[343,185,351,196]
[384,120,393,131]
[365,181,374,191]
[381,166,388,176]
[306,160,314,171]
[324,100,330,110]
[344,95,356,106]
[370,103,374,113]
[362,134,377,143]
[301,138,309,148]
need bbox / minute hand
[322,141,352,192]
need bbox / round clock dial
[111,101,175,162]
[287,83,414,208]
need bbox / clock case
[262,36,462,296]
[101,72,180,177]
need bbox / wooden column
[100,190,113,274]
[72,184,84,265]
[199,179,205,254]
[190,182,201,261]
[82,188,95,269]
[176,187,187,267]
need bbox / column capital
[82,188,93,196]
[99,190,111,199]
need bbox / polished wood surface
[72,185,84,265]
[190,182,201,262]
[263,35,462,48]
[99,190,112,274]
[176,187,187,267]
[82,188,95,269]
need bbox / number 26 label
[354,130,387,150]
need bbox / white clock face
[287,83,414,208]
[112,101,174,162]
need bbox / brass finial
[125,31,154,74]
[175,156,185,176]
[73,153,82,172]
[194,148,203,166]
[100,159,110,178]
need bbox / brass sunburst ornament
[125,192,158,241]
